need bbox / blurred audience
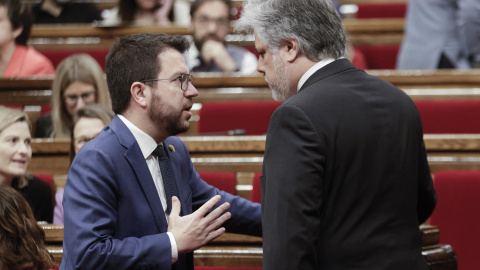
[397,0,480,69]
[33,0,102,24]
[102,0,174,25]
[188,0,257,74]
[0,106,53,223]
[0,185,55,270]
[0,0,54,77]
[35,54,111,138]
[53,104,114,224]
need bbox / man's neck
[121,110,169,144]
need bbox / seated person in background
[102,0,174,25]
[33,0,102,24]
[0,0,54,77]
[0,185,55,269]
[35,54,111,138]
[188,0,258,74]
[0,106,53,223]
[53,104,114,224]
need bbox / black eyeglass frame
[140,74,194,91]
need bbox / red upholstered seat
[355,3,407,19]
[199,172,236,195]
[198,101,281,135]
[354,45,400,70]
[250,172,262,203]
[429,171,480,270]
[39,49,109,71]
[414,100,480,134]
[35,174,53,188]
[4,104,23,110]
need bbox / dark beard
[149,94,191,136]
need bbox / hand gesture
[167,195,231,254]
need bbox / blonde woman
[0,106,52,223]
[35,54,111,138]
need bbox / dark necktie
[154,144,179,215]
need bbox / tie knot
[154,145,167,160]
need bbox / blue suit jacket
[60,116,261,269]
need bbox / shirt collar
[117,114,160,159]
[297,58,337,91]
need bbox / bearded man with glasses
[187,0,258,74]
[60,33,262,270]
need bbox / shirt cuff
[167,232,178,264]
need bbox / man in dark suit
[60,33,261,269]
[236,0,437,269]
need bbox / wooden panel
[4,71,480,107]
[41,224,456,268]
[29,135,480,185]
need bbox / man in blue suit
[60,33,262,269]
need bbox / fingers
[203,200,230,224]
[196,195,222,217]
[205,227,226,242]
[206,211,231,233]
[170,196,181,216]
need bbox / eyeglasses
[141,74,194,91]
[64,91,96,106]
[194,15,230,29]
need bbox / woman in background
[35,54,110,138]
[53,104,114,224]
[0,106,53,223]
[33,0,102,24]
[0,185,55,269]
[0,0,55,77]
[102,0,174,25]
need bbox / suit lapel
[110,116,168,232]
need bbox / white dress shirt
[297,58,337,91]
[118,115,179,264]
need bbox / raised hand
[167,195,231,253]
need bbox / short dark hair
[190,0,232,21]
[0,0,33,46]
[105,33,190,114]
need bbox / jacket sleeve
[176,138,262,237]
[417,139,437,224]
[262,104,326,270]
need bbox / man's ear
[130,82,149,109]
[280,39,300,63]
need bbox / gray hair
[235,0,346,61]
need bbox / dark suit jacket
[60,116,261,269]
[261,59,436,270]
